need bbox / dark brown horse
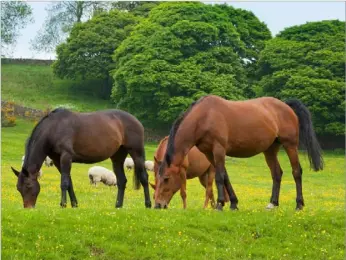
[155,95,323,211]
[11,108,152,209]
[149,136,229,209]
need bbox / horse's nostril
[154,203,161,209]
[164,204,167,209]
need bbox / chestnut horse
[11,108,152,209]
[155,95,323,211]
[149,136,229,209]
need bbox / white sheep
[124,157,134,171]
[21,155,43,179]
[145,160,154,172]
[44,156,54,167]
[88,166,117,187]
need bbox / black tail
[133,170,141,190]
[285,99,324,171]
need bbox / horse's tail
[133,169,141,190]
[285,99,324,171]
[224,186,230,203]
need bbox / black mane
[23,107,68,167]
[164,96,207,168]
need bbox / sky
[7,1,346,60]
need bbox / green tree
[1,2,33,52]
[111,2,271,128]
[52,10,140,99]
[257,20,345,136]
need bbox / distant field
[1,64,113,112]
[2,119,344,259]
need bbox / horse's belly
[226,138,275,158]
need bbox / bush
[1,101,16,127]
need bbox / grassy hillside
[1,119,344,259]
[1,63,113,112]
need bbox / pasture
[2,119,344,259]
[1,64,113,111]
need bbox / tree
[1,2,33,53]
[31,1,112,53]
[257,20,345,136]
[52,10,140,98]
[111,2,271,128]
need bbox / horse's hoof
[295,205,304,211]
[215,203,223,211]
[72,204,78,208]
[145,202,152,208]
[266,203,277,210]
[60,203,67,208]
[115,204,123,208]
[230,204,239,211]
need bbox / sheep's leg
[111,147,128,208]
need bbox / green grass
[2,119,345,259]
[1,64,113,112]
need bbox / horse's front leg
[180,184,187,209]
[59,153,77,208]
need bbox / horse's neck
[25,139,47,173]
[171,128,195,167]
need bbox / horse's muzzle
[154,203,167,209]
[23,204,35,209]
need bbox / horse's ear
[149,183,156,190]
[11,167,20,177]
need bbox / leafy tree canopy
[257,20,345,136]
[52,9,140,97]
[111,2,271,127]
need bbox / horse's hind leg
[198,174,209,208]
[283,145,304,210]
[127,147,152,208]
[111,146,128,208]
[264,143,283,210]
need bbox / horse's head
[153,156,185,209]
[11,166,40,208]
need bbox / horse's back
[191,95,299,157]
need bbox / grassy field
[1,64,113,112]
[1,119,344,259]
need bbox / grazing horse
[150,136,230,209]
[11,108,152,209]
[155,95,323,211]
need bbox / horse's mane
[164,96,206,168]
[23,108,68,167]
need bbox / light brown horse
[155,95,323,211]
[11,108,152,209]
[149,136,229,209]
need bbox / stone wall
[1,58,55,66]
[1,101,47,120]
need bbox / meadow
[2,118,344,260]
[1,63,345,259]
[1,64,113,112]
